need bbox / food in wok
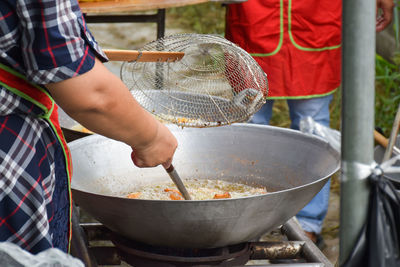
[125,178,268,200]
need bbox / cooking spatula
[165,164,192,200]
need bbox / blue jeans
[249,94,333,234]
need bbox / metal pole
[340,0,375,265]
[156,9,166,39]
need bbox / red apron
[0,63,73,252]
[225,0,342,99]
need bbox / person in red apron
[0,0,177,254]
[225,0,394,245]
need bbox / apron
[0,63,73,253]
[225,0,342,99]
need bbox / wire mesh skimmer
[120,33,268,128]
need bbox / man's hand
[376,0,395,32]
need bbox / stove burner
[111,233,250,266]
[71,219,334,267]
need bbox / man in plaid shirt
[0,0,177,254]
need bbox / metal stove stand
[71,211,333,267]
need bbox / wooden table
[79,0,211,39]
[79,0,209,14]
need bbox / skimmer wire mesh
[121,33,268,127]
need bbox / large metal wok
[69,124,340,248]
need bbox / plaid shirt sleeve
[0,0,107,85]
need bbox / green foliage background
[168,2,400,137]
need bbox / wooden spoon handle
[374,130,389,148]
[374,129,400,155]
[103,49,184,62]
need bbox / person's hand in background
[376,0,395,32]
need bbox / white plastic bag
[0,242,84,267]
[300,116,341,152]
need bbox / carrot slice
[127,192,141,199]
[169,192,183,200]
[177,117,189,123]
[164,188,183,196]
[213,192,231,199]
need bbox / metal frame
[70,209,332,267]
[282,219,333,267]
[83,9,166,39]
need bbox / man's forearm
[46,58,159,149]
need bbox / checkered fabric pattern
[0,87,70,254]
[0,0,107,254]
[0,0,106,84]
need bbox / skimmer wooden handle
[103,49,184,62]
